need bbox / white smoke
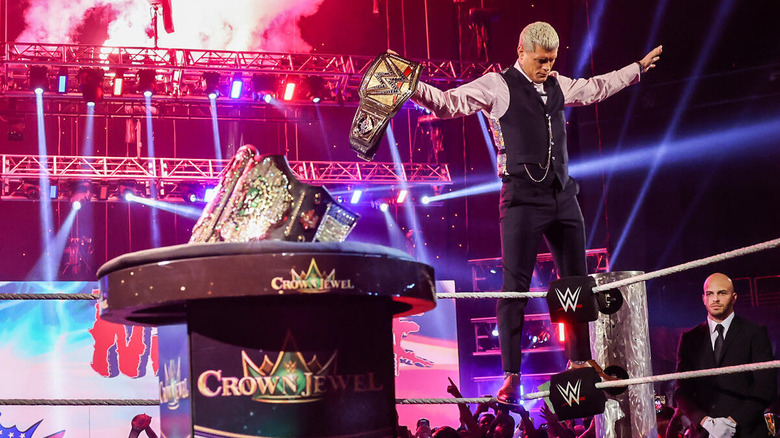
[17,0,326,52]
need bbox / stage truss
[0,154,452,202]
[1,42,503,119]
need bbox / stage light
[137,69,156,96]
[113,76,124,96]
[559,323,565,342]
[491,327,499,337]
[72,200,82,211]
[252,74,277,102]
[283,82,296,101]
[350,190,363,204]
[379,202,389,212]
[24,183,40,200]
[49,184,58,199]
[70,180,93,205]
[29,66,49,93]
[396,189,408,204]
[181,184,203,203]
[97,185,109,200]
[302,76,328,103]
[421,195,431,205]
[230,72,243,99]
[202,72,221,98]
[204,187,216,202]
[118,183,138,201]
[78,68,104,104]
[57,67,68,93]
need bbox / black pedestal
[98,242,436,438]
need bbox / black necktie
[714,324,725,362]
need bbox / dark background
[2,0,779,400]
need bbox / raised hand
[639,45,663,73]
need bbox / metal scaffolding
[1,154,452,201]
[1,42,502,115]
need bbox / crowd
[397,379,595,438]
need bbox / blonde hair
[519,22,559,52]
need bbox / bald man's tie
[714,324,725,363]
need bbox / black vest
[498,67,569,186]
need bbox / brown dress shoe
[496,372,521,404]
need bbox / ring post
[590,271,657,438]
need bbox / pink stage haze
[17,0,326,52]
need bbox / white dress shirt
[412,60,641,120]
[707,311,735,349]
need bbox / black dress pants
[497,174,590,373]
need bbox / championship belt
[190,146,360,243]
[349,52,422,161]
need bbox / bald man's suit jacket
[674,315,776,438]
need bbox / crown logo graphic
[242,331,337,403]
[290,259,336,293]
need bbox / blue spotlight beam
[82,103,96,156]
[126,194,204,219]
[145,94,161,247]
[28,206,79,282]
[586,0,671,249]
[476,112,498,174]
[611,0,738,265]
[35,90,56,281]
[573,0,609,77]
[424,114,780,204]
[424,180,502,203]
[575,117,780,175]
[381,208,408,251]
[209,96,223,160]
[386,126,429,263]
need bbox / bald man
[674,273,776,438]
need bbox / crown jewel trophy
[349,52,422,161]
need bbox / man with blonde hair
[411,21,662,403]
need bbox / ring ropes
[3,360,778,406]
[437,236,780,299]
[397,359,780,404]
[1,237,778,406]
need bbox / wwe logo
[555,287,582,312]
[556,379,583,406]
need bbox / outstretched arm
[412,73,505,119]
[558,45,663,107]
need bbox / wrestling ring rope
[437,236,780,299]
[2,237,778,302]
[2,360,778,406]
[397,359,780,404]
